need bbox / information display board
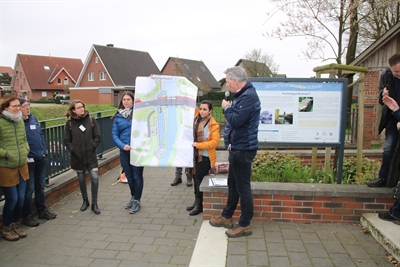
[249,77,348,183]
[250,78,348,147]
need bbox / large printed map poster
[253,81,343,144]
[130,75,198,167]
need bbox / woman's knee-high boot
[189,195,203,216]
[89,169,101,215]
[77,172,90,211]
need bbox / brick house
[72,44,160,105]
[10,54,83,101]
[161,57,221,94]
[350,22,400,148]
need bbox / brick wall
[202,183,395,224]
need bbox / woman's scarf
[1,110,22,122]
[193,115,210,172]
[118,107,133,118]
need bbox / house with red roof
[161,57,221,92]
[10,54,83,101]
[72,44,160,105]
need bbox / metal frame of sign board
[249,77,348,184]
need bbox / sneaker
[225,223,252,238]
[378,212,399,222]
[125,196,134,209]
[129,200,141,214]
[38,209,57,220]
[23,215,40,227]
[367,178,386,187]
[209,216,234,229]
[11,222,27,238]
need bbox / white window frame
[57,78,62,84]
[88,72,94,81]
[99,71,106,81]
[95,57,98,63]
[64,77,68,84]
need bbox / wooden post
[356,73,365,175]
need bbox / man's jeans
[120,150,144,200]
[1,176,27,226]
[379,119,400,182]
[222,150,257,227]
[23,158,47,217]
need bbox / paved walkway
[0,166,394,267]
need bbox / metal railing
[39,112,117,183]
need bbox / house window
[23,78,26,84]
[88,72,94,81]
[64,77,68,84]
[44,66,50,70]
[57,78,62,84]
[99,71,106,80]
[41,91,47,97]
[95,57,98,63]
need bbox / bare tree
[244,48,280,77]
[357,1,400,52]
[265,0,400,65]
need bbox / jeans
[1,176,27,226]
[193,156,210,198]
[389,199,400,220]
[222,150,257,227]
[379,119,400,182]
[120,150,144,200]
[22,158,47,217]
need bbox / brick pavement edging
[201,176,396,223]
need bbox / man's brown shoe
[225,224,252,238]
[209,216,234,229]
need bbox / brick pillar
[362,71,381,147]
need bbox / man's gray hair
[224,66,248,82]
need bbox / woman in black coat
[64,100,101,215]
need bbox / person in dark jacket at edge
[20,98,56,227]
[368,54,400,187]
[209,66,261,238]
[377,94,400,222]
[64,100,102,215]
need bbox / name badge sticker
[79,125,86,132]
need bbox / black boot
[89,169,99,206]
[80,199,90,211]
[170,178,182,186]
[78,171,90,211]
[186,200,196,211]
[91,203,101,215]
[189,197,203,216]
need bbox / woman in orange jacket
[187,100,220,215]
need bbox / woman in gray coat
[64,100,101,215]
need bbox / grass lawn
[31,104,117,126]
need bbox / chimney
[106,44,114,47]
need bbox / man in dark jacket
[209,66,261,237]
[368,54,400,187]
[20,98,56,227]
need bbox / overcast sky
[0,0,329,81]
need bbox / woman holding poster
[187,100,220,216]
[111,91,144,214]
